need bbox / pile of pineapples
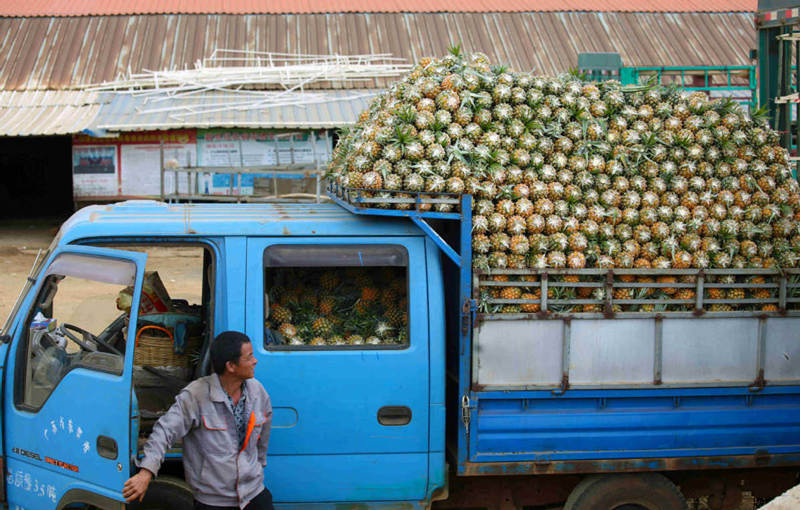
[327,49,800,313]
[265,267,408,345]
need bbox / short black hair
[210,331,251,375]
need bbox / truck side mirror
[0,334,11,344]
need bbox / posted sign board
[196,129,331,195]
[72,129,330,200]
[72,131,197,199]
[72,145,118,197]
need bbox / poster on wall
[118,131,197,196]
[72,130,197,199]
[120,145,196,196]
[72,145,118,197]
[196,129,331,195]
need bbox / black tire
[127,476,193,510]
[564,473,688,510]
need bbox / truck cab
[3,196,800,510]
[0,200,447,509]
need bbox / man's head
[210,331,257,379]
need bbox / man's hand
[123,469,153,502]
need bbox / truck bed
[465,268,800,474]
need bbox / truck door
[245,238,430,503]
[3,245,146,509]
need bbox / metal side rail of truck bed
[328,187,800,479]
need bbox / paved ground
[759,485,800,509]
[0,219,60,325]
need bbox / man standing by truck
[123,331,274,510]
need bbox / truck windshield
[1,232,60,337]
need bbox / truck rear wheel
[564,473,688,510]
[126,476,193,510]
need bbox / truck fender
[56,489,124,510]
[126,475,193,510]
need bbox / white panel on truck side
[570,319,655,385]
[474,316,800,388]
[662,318,757,384]
[475,320,562,386]
[765,318,800,382]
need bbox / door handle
[377,406,412,426]
[97,436,118,460]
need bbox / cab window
[17,253,134,409]
[263,244,409,349]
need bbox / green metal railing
[620,66,757,111]
[579,61,757,111]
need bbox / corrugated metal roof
[0,13,756,91]
[0,0,757,16]
[0,90,106,135]
[91,90,376,131]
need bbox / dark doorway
[0,136,73,219]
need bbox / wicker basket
[134,325,202,368]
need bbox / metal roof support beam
[410,216,461,267]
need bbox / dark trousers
[194,488,274,510]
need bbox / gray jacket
[138,374,272,508]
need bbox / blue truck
[0,190,799,510]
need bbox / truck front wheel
[126,476,194,510]
[564,473,688,510]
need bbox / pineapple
[312,317,335,337]
[750,276,772,301]
[707,286,725,301]
[567,252,586,269]
[657,276,678,295]
[385,307,407,327]
[509,235,529,254]
[709,304,733,312]
[278,323,298,339]
[347,335,365,345]
[727,288,745,301]
[674,288,696,304]
[360,286,380,303]
[520,291,541,313]
[636,275,656,297]
[270,304,292,324]
[499,286,522,301]
[318,295,337,316]
[374,321,395,339]
[613,287,633,301]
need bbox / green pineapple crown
[447,43,463,58]
[566,67,588,80]
[395,105,417,125]
[750,105,770,127]
[712,97,741,116]
[389,125,418,147]
[490,63,508,76]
